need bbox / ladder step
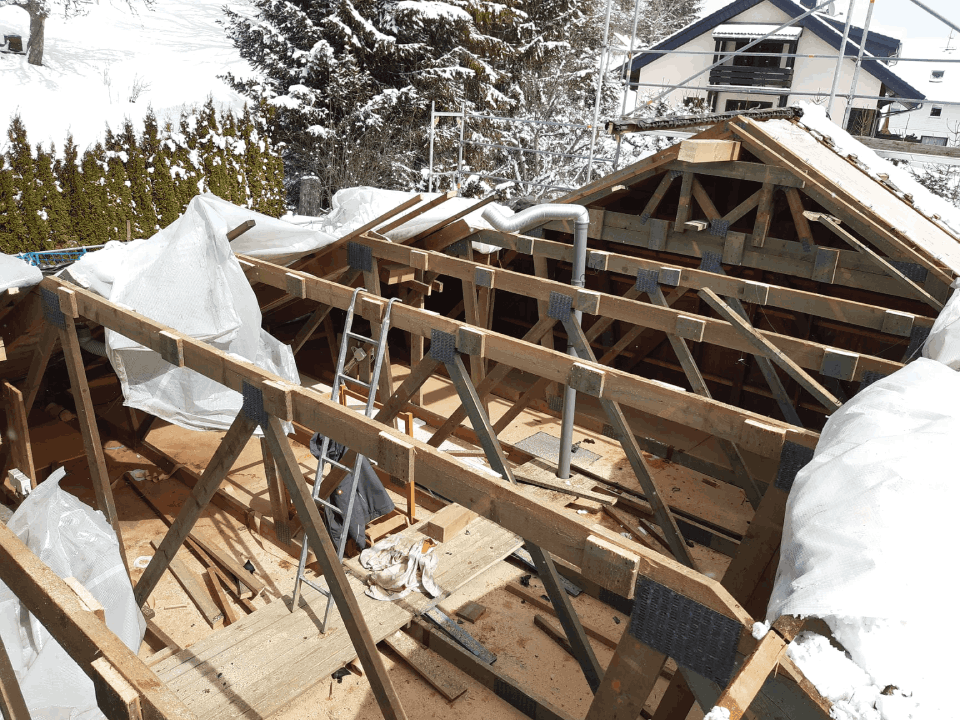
[341,375,371,389]
[298,577,332,597]
[346,331,378,345]
[315,497,344,516]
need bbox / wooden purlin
[348,232,904,382]
[239,256,816,459]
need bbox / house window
[724,99,773,112]
[931,70,945,82]
[731,40,785,69]
[931,106,943,117]
[921,136,948,146]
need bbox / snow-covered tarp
[767,286,960,719]
[0,469,144,720]
[0,252,42,293]
[62,194,300,432]
[293,187,510,255]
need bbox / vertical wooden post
[0,633,31,720]
[408,271,426,405]
[1,382,36,488]
[362,258,396,413]
[260,437,292,545]
[264,415,409,720]
[751,183,775,247]
[532,253,558,402]
[53,289,130,575]
[585,630,667,720]
[674,173,694,232]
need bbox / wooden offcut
[677,140,742,163]
[421,503,478,543]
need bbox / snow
[751,620,770,640]
[790,101,960,237]
[0,0,255,152]
[395,1,472,22]
[703,708,730,720]
[712,23,804,39]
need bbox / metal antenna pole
[620,0,643,117]
[457,103,466,196]
[826,0,857,120]
[841,0,878,132]
[586,0,614,183]
[428,102,435,193]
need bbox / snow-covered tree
[0,0,154,66]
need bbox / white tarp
[0,469,144,720]
[63,194,300,432]
[0,252,42,293]
[298,187,509,255]
[767,286,960,718]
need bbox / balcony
[709,65,793,89]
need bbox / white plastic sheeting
[64,194,300,432]
[0,469,144,720]
[768,307,960,716]
[0,252,42,293]
[304,187,509,254]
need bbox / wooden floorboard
[155,576,410,720]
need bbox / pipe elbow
[482,203,589,235]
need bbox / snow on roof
[767,102,960,273]
[713,23,803,40]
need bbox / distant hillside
[0,1,255,152]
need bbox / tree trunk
[27,9,46,67]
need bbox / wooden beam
[291,303,336,355]
[0,633,30,720]
[691,176,721,220]
[407,619,576,720]
[809,212,944,311]
[260,437,292,545]
[678,140,741,163]
[751,183,775,248]
[134,410,257,606]
[55,294,128,576]
[352,233,904,383]
[407,195,496,244]
[233,259,817,459]
[585,629,666,720]
[376,190,456,235]
[263,415,408,720]
[639,171,677,222]
[665,160,803,189]
[723,189,763,226]
[2,382,35,488]
[504,583,618,649]
[205,569,239,626]
[674,173,694,232]
[382,630,468,703]
[149,538,223,629]
[784,188,814,251]
[23,323,57,415]
[0,520,195,720]
[699,288,842,413]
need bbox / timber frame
[0,110,949,720]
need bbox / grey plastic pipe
[482,204,589,479]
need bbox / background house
[886,34,960,145]
[624,0,923,137]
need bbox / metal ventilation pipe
[482,204,590,480]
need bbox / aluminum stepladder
[292,287,398,630]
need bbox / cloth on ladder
[310,432,394,550]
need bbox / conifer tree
[151,140,182,227]
[35,142,73,247]
[7,116,47,250]
[103,126,135,241]
[0,155,27,253]
[76,143,111,245]
[56,134,84,243]
[120,118,159,236]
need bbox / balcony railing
[709,65,793,89]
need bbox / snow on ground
[0,0,257,153]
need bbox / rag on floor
[310,432,394,551]
[359,535,442,601]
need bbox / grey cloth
[310,432,394,550]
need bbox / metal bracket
[635,268,660,294]
[241,380,268,428]
[347,242,372,272]
[629,576,740,686]
[775,441,815,493]
[699,251,723,274]
[547,291,573,320]
[709,219,730,238]
[447,238,469,257]
[889,260,928,284]
[903,324,932,362]
[858,370,887,394]
[40,287,66,329]
[429,328,457,363]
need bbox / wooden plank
[23,322,58,415]
[810,212,944,311]
[421,503,478,543]
[751,183,775,248]
[674,173,694,233]
[264,415,408,720]
[639,171,676,222]
[134,411,258,606]
[0,632,30,720]
[91,656,142,720]
[561,145,683,206]
[677,140,741,163]
[691,177,721,220]
[699,288,842,413]
[383,630,468,703]
[784,188,814,251]
[55,299,128,575]
[584,629,666,720]
[407,619,575,720]
[723,189,762,225]
[665,160,803,189]
[0,520,195,720]
[150,539,223,629]
[504,584,618,650]
[534,614,575,656]
[64,576,106,622]
[377,190,456,235]
[205,569,239,626]
[1,382,35,488]
[260,437,292,545]
[290,303,335,355]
